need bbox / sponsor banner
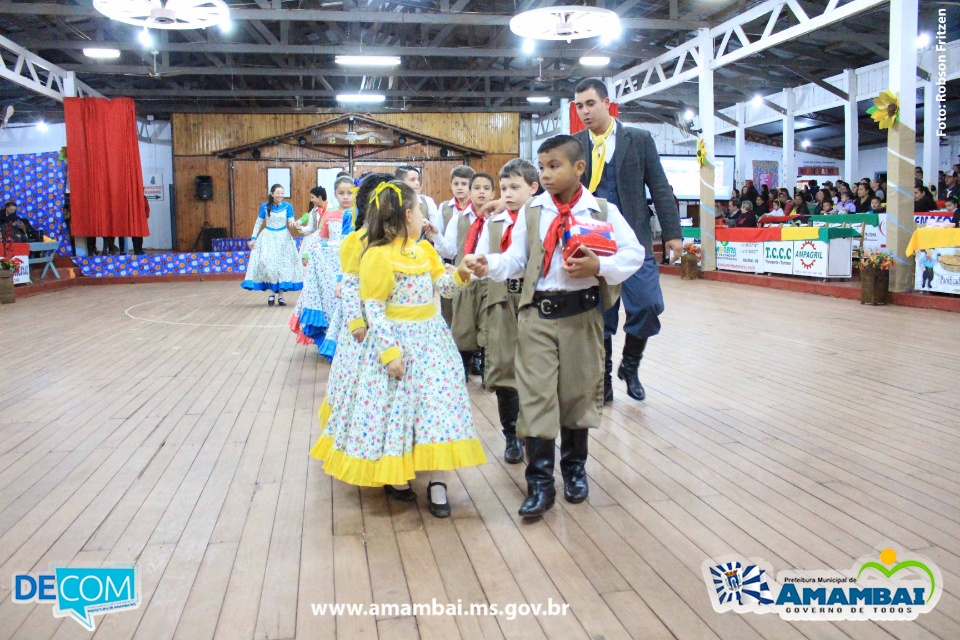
[762,241,794,275]
[792,240,828,277]
[12,252,30,284]
[716,241,763,273]
[915,246,960,295]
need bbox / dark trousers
[922,267,934,289]
[603,254,664,339]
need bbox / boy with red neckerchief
[465,135,643,518]
[429,165,475,329]
[473,159,539,465]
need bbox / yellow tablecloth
[781,227,819,240]
[905,228,960,256]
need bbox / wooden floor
[1,279,959,640]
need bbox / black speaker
[195,175,213,200]
[201,227,227,252]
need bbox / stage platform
[2,280,958,640]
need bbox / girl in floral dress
[242,184,303,305]
[290,186,330,345]
[310,180,486,518]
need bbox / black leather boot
[603,336,614,405]
[496,388,523,464]
[472,348,485,379]
[460,350,472,382]
[617,334,647,401]
[559,427,590,503]
[518,437,556,518]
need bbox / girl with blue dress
[242,184,304,305]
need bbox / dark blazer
[575,121,681,255]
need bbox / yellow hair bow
[369,182,402,208]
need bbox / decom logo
[702,546,941,621]
[12,565,140,630]
[717,241,737,258]
[795,240,824,271]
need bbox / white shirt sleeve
[485,208,529,281]
[595,202,645,285]
[426,198,442,233]
[433,211,459,260]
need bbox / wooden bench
[27,240,60,279]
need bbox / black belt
[531,287,600,319]
[507,278,524,294]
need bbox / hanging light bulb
[522,38,535,54]
[138,27,154,48]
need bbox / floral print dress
[241,202,303,292]
[310,237,486,487]
[291,207,343,359]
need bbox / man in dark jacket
[572,78,682,403]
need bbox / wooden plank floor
[0,279,958,640]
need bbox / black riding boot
[472,348,485,380]
[518,437,556,518]
[617,334,647,401]
[496,388,523,464]
[459,350,472,382]
[603,336,614,404]
[559,427,590,503]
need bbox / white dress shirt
[420,195,441,233]
[485,189,644,291]
[476,209,523,278]
[433,201,477,260]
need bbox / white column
[63,70,77,98]
[922,53,938,192]
[698,28,716,272]
[844,68,859,183]
[560,98,570,135]
[735,102,746,188]
[781,88,795,191]
[886,0,918,293]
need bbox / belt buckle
[508,279,522,294]
[539,298,554,315]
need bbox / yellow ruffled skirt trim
[309,398,487,487]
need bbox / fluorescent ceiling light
[751,95,763,107]
[83,47,121,59]
[336,94,386,103]
[916,33,931,48]
[37,121,48,132]
[527,96,551,104]
[579,55,610,67]
[684,109,695,120]
[335,55,401,66]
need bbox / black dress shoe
[427,481,451,518]
[618,335,647,402]
[384,484,417,502]
[559,427,589,503]
[267,295,275,306]
[518,437,556,518]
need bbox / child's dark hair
[310,186,327,200]
[364,180,419,254]
[395,165,420,181]
[450,165,475,181]
[264,183,283,212]
[538,135,584,164]
[470,172,495,189]
[354,172,396,231]
[499,158,538,186]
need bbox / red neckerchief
[542,186,584,275]
[454,198,471,212]
[463,211,485,255]
[499,210,519,253]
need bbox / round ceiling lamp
[93,0,231,30]
[509,6,620,42]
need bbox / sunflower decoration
[867,90,900,130]
[696,138,707,167]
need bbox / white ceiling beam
[0,33,101,101]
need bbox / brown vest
[441,202,456,231]
[455,212,472,264]
[517,199,621,311]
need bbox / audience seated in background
[870,178,885,201]
[838,192,856,213]
[855,183,875,213]
[733,200,758,228]
[0,201,42,242]
[943,172,958,200]
[946,197,959,227]
[869,197,885,214]
[914,183,937,212]
[754,195,769,216]
[769,197,785,216]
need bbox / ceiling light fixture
[219,18,233,34]
[579,55,610,67]
[335,55,401,66]
[37,121,48,132]
[138,27,154,47]
[336,94,387,103]
[511,6,621,43]
[802,139,811,148]
[527,96,551,104]
[916,32,931,48]
[83,47,121,59]
[751,95,764,107]
[94,0,231,30]
[684,109,695,121]
[522,38,535,54]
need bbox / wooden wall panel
[172,112,519,156]
[174,156,230,252]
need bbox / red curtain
[569,102,619,134]
[64,97,148,237]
